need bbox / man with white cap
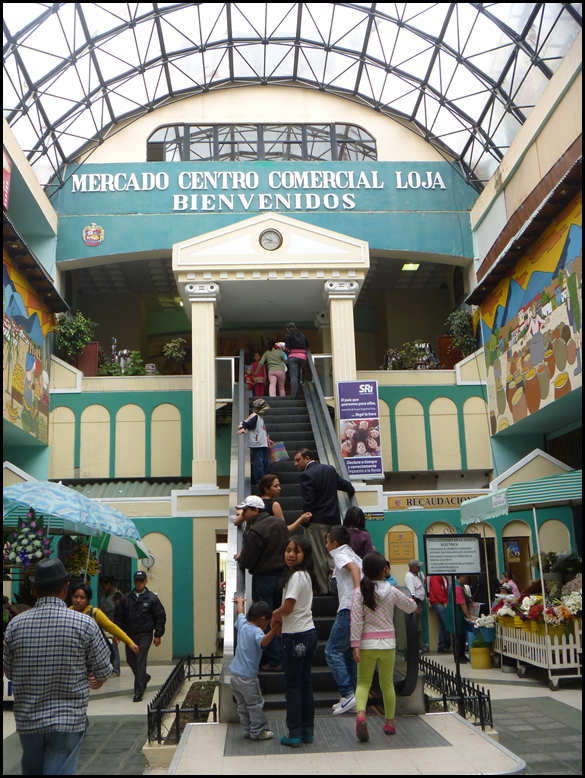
[237,495,290,670]
[3,558,112,775]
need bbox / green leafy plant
[163,338,188,373]
[471,633,492,648]
[446,310,477,357]
[123,351,147,376]
[55,311,98,363]
[98,360,122,376]
[528,551,559,573]
[399,340,428,369]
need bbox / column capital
[314,309,330,330]
[185,281,220,302]
[323,280,359,301]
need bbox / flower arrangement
[561,573,582,596]
[527,603,544,623]
[474,613,496,629]
[561,592,582,618]
[543,606,573,626]
[497,604,517,618]
[519,595,540,614]
[3,509,52,568]
[65,537,101,578]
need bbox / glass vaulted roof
[3,3,582,197]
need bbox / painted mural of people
[527,302,546,366]
[565,257,582,375]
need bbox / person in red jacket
[428,575,451,654]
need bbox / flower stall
[461,470,582,690]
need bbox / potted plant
[543,605,573,642]
[163,337,188,374]
[469,633,493,669]
[55,311,98,365]
[474,613,496,643]
[445,310,477,357]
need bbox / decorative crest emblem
[82,223,104,246]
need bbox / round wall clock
[259,229,283,251]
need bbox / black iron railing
[147,654,221,744]
[419,655,493,731]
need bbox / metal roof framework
[3,3,582,198]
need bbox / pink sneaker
[356,715,369,742]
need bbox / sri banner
[338,380,383,479]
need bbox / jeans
[252,572,283,666]
[111,639,121,674]
[288,357,306,398]
[325,608,356,698]
[282,628,317,738]
[251,447,271,483]
[431,602,451,651]
[19,729,85,775]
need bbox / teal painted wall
[3,445,50,480]
[130,516,194,657]
[378,384,490,472]
[55,161,476,262]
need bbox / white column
[324,280,358,386]
[187,282,220,487]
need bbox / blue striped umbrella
[3,481,145,559]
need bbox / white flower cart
[494,622,582,690]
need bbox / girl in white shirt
[271,536,317,748]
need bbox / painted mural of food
[537,363,550,400]
[554,338,567,371]
[511,387,527,422]
[12,363,25,394]
[544,348,555,378]
[498,417,510,431]
[567,338,577,365]
[554,372,571,400]
[525,368,540,414]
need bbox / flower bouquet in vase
[543,606,572,642]
[3,508,52,568]
[474,613,497,643]
[66,536,102,579]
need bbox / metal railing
[147,654,221,744]
[218,350,251,719]
[419,655,493,730]
[304,350,358,519]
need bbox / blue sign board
[338,380,383,479]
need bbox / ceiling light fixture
[402,263,420,271]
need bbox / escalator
[219,350,418,721]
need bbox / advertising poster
[338,380,383,478]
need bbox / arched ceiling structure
[3,3,582,198]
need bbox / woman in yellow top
[70,582,139,657]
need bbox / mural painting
[3,253,54,443]
[481,193,582,432]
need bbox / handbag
[269,441,289,464]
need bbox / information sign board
[337,380,383,478]
[423,534,482,576]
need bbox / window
[147,123,377,162]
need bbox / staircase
[251,395,341,710]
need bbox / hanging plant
[65,536,101,578]
[3,508,52,567]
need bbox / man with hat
[404,559,428,653]
[238,398,271,483]
[114,570,166,702]
[3,558,112,775]
[237,495,290,671]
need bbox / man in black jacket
[237,495,289,670]
[114,571,166,701]
[294,449,355,595]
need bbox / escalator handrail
[304,350,358,510]
[221,350,250,676]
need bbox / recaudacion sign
[68,166,448,214]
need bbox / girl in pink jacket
[350,551,417,741]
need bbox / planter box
[469,646,492,670]
[437,336,463,369]
[75,342,99,377]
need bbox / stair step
[263,690,341,711]
[260,665,340,695]
[263,415,309,425]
